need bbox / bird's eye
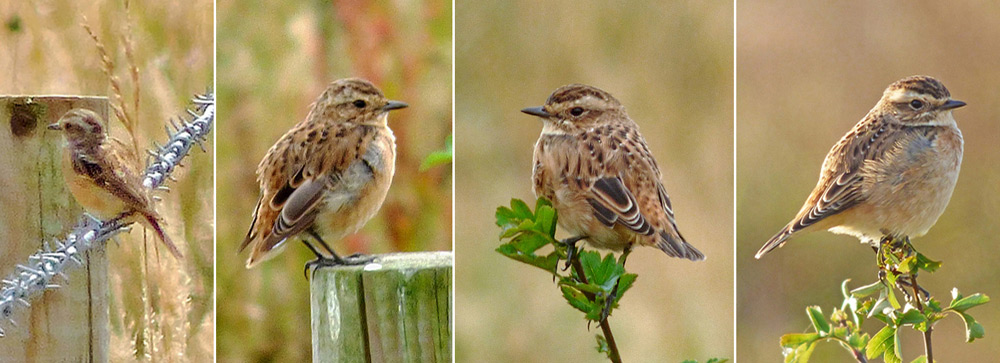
[570,107,584,116]
[353,100,367,108]
[909,100,924,110]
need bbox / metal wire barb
[0,92,214,337]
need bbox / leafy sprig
[778,239,989,363]
[496,198,636,322]
[496,198,725,362]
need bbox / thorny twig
[0,92,213,337]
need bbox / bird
[523,83,704,263]
[49,108,182,258]
[239,78,407,271]
[756,75,966,259]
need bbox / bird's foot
[559,235,587,271]
[895,274,931,301]
[302,253,377,279]
[340,253,377,265]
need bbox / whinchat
[49,108,182,258]
[523,84,704,262]
[756,75,966,258]
[240,78,407,269]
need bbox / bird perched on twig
[240,78,407,272]
[523,84,704,264]
[756,75,966,259]
[49,108,182,258]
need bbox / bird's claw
[559,236,587,271]
[301,254,376,280]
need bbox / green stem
[910,274,933,362]
[570,256,622,363]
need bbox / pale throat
[909,111,958,127]
[540,120,572,135]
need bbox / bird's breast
[61,149,126,219]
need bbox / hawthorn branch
[569,257,622,363]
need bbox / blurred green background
[0,0,213,360]
[216,0,451,361]
[738,1,1000,361]
[456,1,733,361]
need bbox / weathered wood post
[310,251,453,363]
[0,96,110,361]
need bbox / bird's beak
[940,99,967,110]
[521,106,551,118]
[382,100,408,111]
[47,123,62,131]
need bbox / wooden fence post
[0,96,110,361]
[310,251,453,363]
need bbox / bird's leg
[300,239,327,279]
[559,235,588,271]
[600,245,634,323]
[301,229,374,279]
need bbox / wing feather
[757,119,909,258]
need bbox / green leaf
[595,333,610,357]
[511,199,532,220]
[910,357,927,363]
[510,229,550,253]
[886,287,901,310]
[579,251,623,292]
[495,206,518,234]
[949,293,990,312]
[865,325,895,359]
[850,280,885,299]
[534,196,553,212]
[780,332,820,347]
[614,273,637,302]
[418,135,452,171]
[560,285,595,315]
[867,292,892,321]
[915,252,941,272]
[534,204,558,237]
[495,243,559,272]
[846,331,868,350]
[782,338,816,363]
[897,308,927,326]
[892,328,903,363]
[558,278,604,296]
[806,306,831,335]
[897,255,917,274]
[960,312,986,342]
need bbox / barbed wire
[0,92,214,337]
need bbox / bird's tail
[656,230,705,261]
[140,211,183,259]
[755,227,792,259]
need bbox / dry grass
[1,0,212,360]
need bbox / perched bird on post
[240,78,407,271]
[523,84,704,263]
[756,76,965,258]
[49,108,182,258]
